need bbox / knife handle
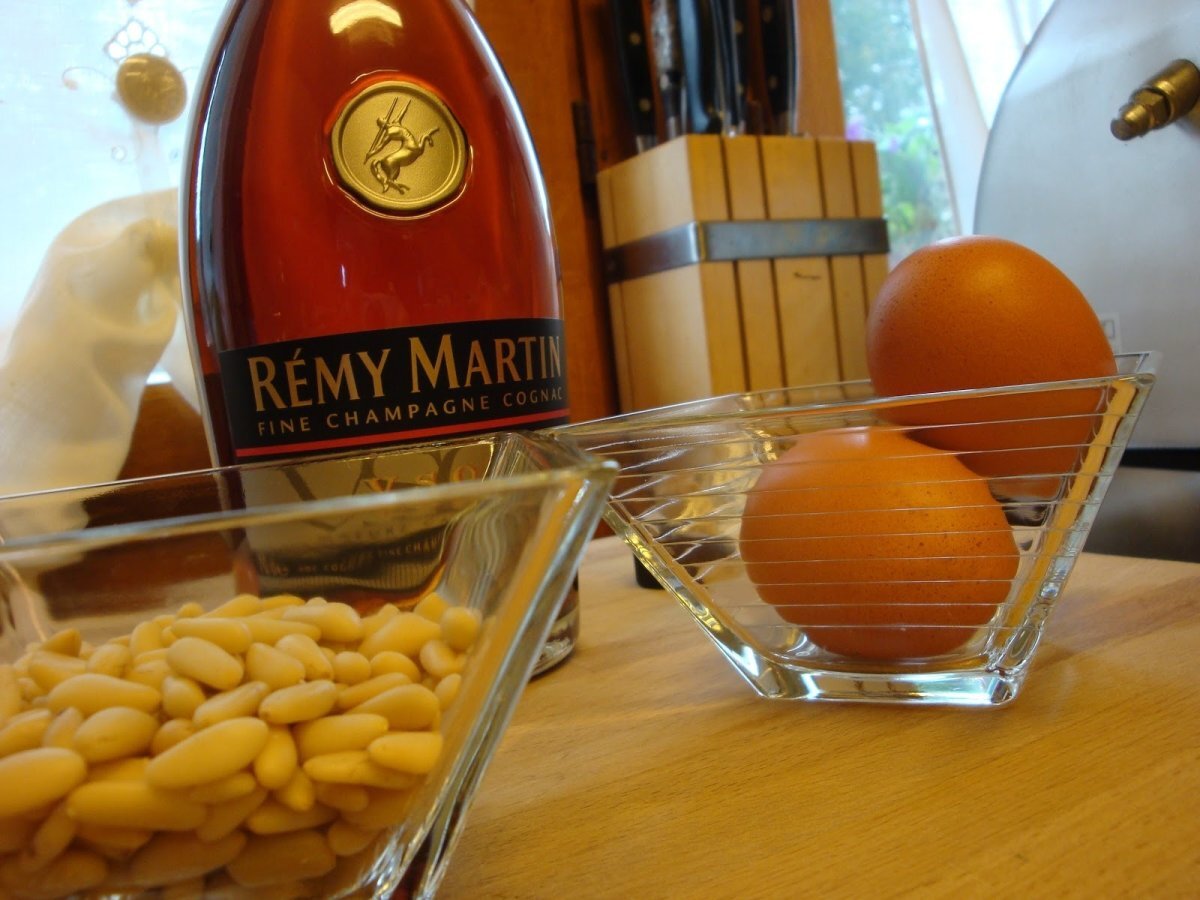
[710,0,739,133]
[610,0,659,152]
[738,0,771,134]
[758,0,798,134]
[678,0,729,134]
[650,0,686,140]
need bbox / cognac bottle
[182,0,577,672]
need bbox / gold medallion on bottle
[330,80,468,214]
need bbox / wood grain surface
[439,536,1200,899]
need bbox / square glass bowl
[554,352,1157,707]
[0,432,615,899]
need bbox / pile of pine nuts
[0,588,481,898]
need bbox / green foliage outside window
[831,0,957,262]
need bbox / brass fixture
[1111,58,1200,140]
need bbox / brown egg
[739,426,1020,660]
[866,235,1117,496]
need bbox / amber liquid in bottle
[182,0,577,673]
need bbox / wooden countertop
[440,536,1200,898]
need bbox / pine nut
[160,676,206,721]
[84,643,130,678]
[20,799,75,873]
[413,591,450,623]
[129,620,166,658]
[245,798,336,835]
[367,732,444,775]
[332,651,371,685]
[367,650,421,681]
[293,714,390,761]
[348,683,439,731]
[261,593,305,610]
[434,673,462,710]
[440,605,482,652]
[125,657,173,691]
[0,747,87,817]
[357,611,441,659]
[274,634,334,681]
[241,616,322,645]
[27,652,88,692]
[193,681,270,728]
[418,639,465,679]
[281,602,364,644]
[126,830,246,888]
[341,788,413,830]
[46,674,160,716]
[39,629,82,658]
[165,637,244,692]
[185,772,259,805]
[259,680,338,725]
[325,820,380,857]
[0,709,53,758]
[336,672,412,711]
[73,707,158,763]
[272,767,316,813]
[253,726,299,791]
[150,719,196,756]
[66,780,205,831]
[313,782,369,813]
[225,829,336,887]
[0,666,23,724]
[245,642,307,690]
[195,788,268,844]
[145,717,270,789]
[205,593,262,619]
[168,618,253,655]
[301,751,417,790]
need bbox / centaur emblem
[330,79,467,214]
[363,98,440,195]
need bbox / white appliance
[975,0,1199,561]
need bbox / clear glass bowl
[0,431,615,898]
[554,352,1158,707]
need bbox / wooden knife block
[596,134,890,413]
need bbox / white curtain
[909,0,1056,233]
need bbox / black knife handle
[650,0,686,139]
[678,0,730,134]
[758,0,797,134]
[722,0,749,132]
[610,0,659,151]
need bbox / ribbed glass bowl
[0,432,615,899]
[554,352,1157,707]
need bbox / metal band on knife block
[604,217,890,283]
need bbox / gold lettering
[410,335,459,392]
[494,339,519,383]
[315,355,360,403]
[547,335,562,377]
[284,352,312,408]
[517,336,538,379]
[464,341,493,386]
[357,350,390,398]
[248,357,287,412]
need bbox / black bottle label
[218,318,569,460]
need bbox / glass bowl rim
[551,350,1159,439]
[0,430,616,559]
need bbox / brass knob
[1111,58,1200,140]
